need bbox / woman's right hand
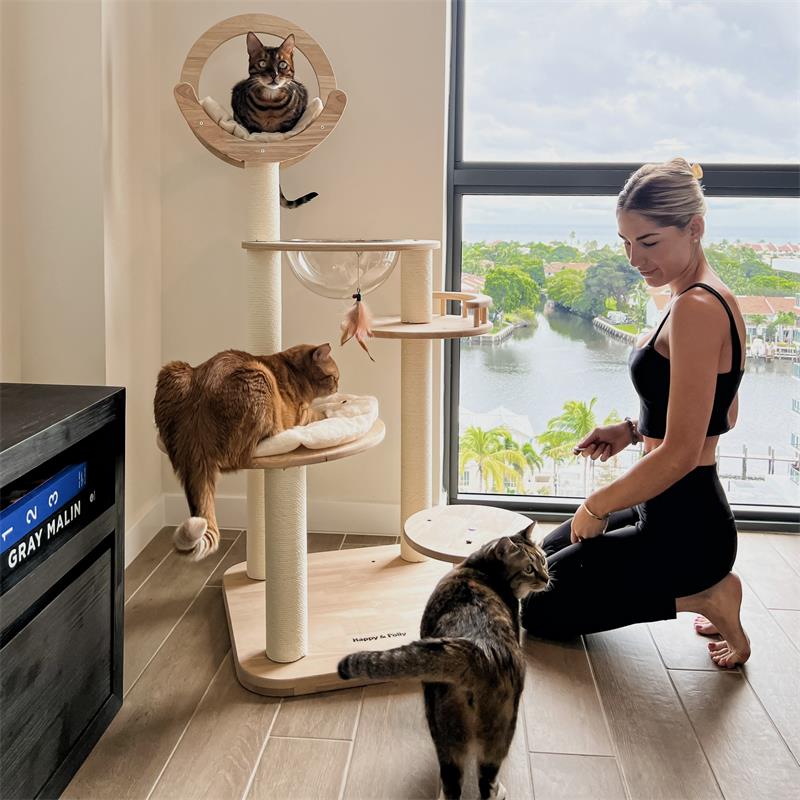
[573,422,632,462]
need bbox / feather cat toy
[340,290,375,361]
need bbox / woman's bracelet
[624,416,641,445]
[580,501,609,533]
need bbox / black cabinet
[0,384,125,799]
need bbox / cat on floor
[232,31,318,209]
[154,344,338,560]
[338,525,549,800]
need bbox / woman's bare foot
[677,573,750,668]
[693,615,719,636]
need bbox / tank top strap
[677,283,743,371]
[647,307,672,346]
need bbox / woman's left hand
[570,503,607,544]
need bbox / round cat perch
[174,14,491,694]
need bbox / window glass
[463,1,800,163]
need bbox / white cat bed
[253,393,378,457]
[201,95,324,141]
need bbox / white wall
[1,0,106,386]
[158,0,450,533]
[1,0,165,563]
[102,0,164,555]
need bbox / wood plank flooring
[65,528,799,799]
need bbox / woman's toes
[707,640,726,652]
[694,615,719,636]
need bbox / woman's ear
[688,215,705,242]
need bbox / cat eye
[278,60,288,69]
[524,564,535,574]
[258,60,267,68]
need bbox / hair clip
[690,163,704,180]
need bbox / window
[446,0,800,529]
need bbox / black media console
[0,384,125,799]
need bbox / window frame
[444,0,800,532]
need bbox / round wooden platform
[241,239,440,252]
[156,419,385,470]
[371,315,492,339]
[403,504,533,563]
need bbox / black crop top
[628,283,745,438]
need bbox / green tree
[458,426,527,493]
[546,269,586,312]
[484,267,539,319]
[537,398,599,495]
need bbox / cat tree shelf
[371,314,491,339]
[241,239,440,251]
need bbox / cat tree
[174,13,491,695]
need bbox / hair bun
[690,163,704,180]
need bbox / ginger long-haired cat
[154,344,339,560]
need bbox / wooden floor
[64,526,800,800]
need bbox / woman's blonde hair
[617,157,706,230]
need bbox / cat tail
[280,188,318,209]
[338,637,484,684]
[173,461,221,562]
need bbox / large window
[446,1,800,528]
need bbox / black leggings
[521,464,738,640]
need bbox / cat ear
[246,32,264,58]
[520,522,536,542]
[279,33,296,55]
[495,537,517,558]
[313,343,332,362]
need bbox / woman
[521,157,750,668]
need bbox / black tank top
[628,283,745,438]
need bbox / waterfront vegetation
[467,239,800,336]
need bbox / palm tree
[458,426,527,494]
[537,398,599,495]
[499,433,544,489]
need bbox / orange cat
[154,344,339,560]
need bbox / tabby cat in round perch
[154,344,339,560]
[232,31,318,209]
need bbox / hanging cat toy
[287,245,400,362]
[340,253,374,361]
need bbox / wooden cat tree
[175,13,491,695]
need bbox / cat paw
[493,781,507,800]
[173,517,207,551]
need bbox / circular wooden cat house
[173,14,493,697]
[174,13,347,169]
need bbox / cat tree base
[222,546,449,696]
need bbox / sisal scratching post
[265,466,308,662]
[245,163,280,580]
[401,339,432,561]
[400,249,433,323]
[399,248,433,562]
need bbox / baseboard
[164,493,400,536]
[125,494,165,567]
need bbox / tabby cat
[154,344,339,560]
[232,32,318,209]
[338,526,549,800]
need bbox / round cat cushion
[200,95,323,142]
[254,393,378,457]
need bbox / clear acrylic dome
[286,247,399,300]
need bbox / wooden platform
[371,314,492,339]
[222,546,449,695]
[404,503,532,562]
[241,239,440,251]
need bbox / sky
[461,0,800,243]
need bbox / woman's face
[617,210,703,287]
